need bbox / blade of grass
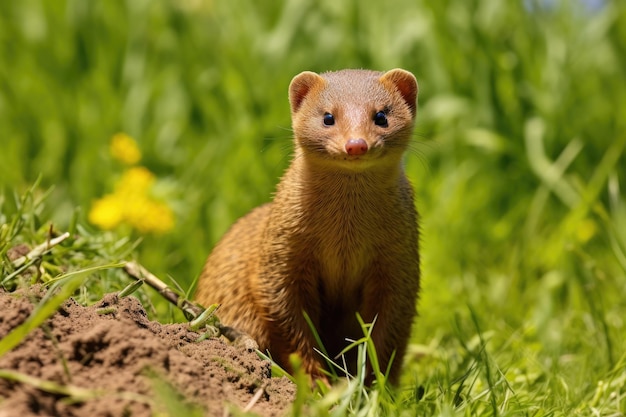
[0,368,153,405]
[0,262,123,357]
[0,368,103,400]
[303,310,340,381]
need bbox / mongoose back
[195,68,420,384]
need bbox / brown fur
[195,69,420,384]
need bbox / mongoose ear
[380,69,418,117]
[289,71,325,114]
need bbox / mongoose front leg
[257,262,329,381]
[361,267,419,385]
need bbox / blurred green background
[1,0,625,410]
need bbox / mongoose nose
[345,138,368,156]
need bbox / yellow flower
[88,166,175,234]
[126,197,175,234]
[88,194,124,230]
[110,133,142,165]
[115,167,155,195]
[91,133,174,234]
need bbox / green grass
[2,0,626,415]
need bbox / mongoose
[195,68,420,385]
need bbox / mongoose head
[288,68,418,171]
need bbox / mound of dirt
[0,288,295,416]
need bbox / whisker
[406,149,431,175]
[411,126,434,141]
[406,131,436,174]
[261,137,292,153]
[275,125,294,133]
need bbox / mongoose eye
[374,111,388,127]
[323,113,335,126]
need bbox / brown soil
[0,288,295,416]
